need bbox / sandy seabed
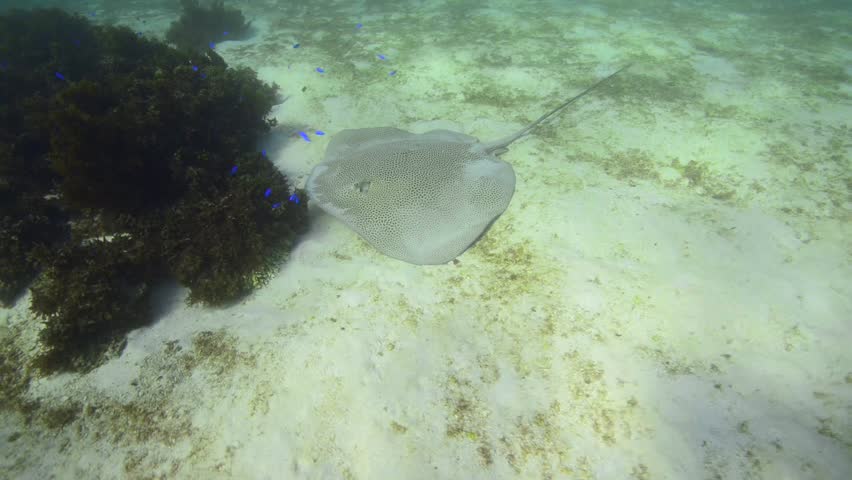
[1,1,850,479]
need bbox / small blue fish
[315,130,325,136]
[289,194,301,204]
[136,31,143,37]
[377,54,386,60]
[316,67,325,73]
[388,70,397,76]
[230,165,238,176]
[72,39,81,47]
[264,188,272,198]
[261,149,267,157]
[293,43,300,48]
[209,42,216,49]
[356,23,363,29]
[272,202,282,209]
[200,72,207,79]
[88,11,96,17]
[192,65,199,72]
[55,72,66,81]
[298,131,310,142]
[223,31,229,36]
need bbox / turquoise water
[1,1,850,479]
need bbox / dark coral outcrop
[0,8,307,371]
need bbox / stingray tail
[483,64,632,155]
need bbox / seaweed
[166,0,251,51]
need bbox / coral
[0,8,307,371]
[157,154,308,306]
[29,237,153,372]
[0,205,66,306]
[166,0,251,51]
[49,55,277,213]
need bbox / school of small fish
[4,16,395,211]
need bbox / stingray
[305,65,630,265]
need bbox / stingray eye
[354,180,371,193]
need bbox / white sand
[2,1,850,479]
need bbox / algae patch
[0,327,258,477]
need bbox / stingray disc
[306,128,515,265]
